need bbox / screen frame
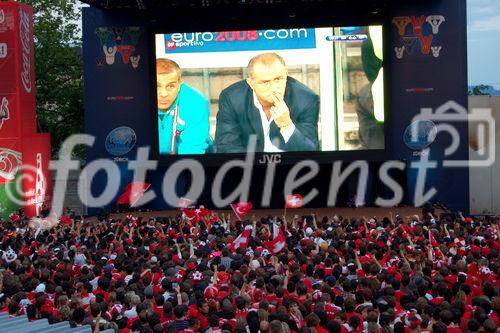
[149,20,392,167]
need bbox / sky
[467,0,500,89]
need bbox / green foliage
[7,0,85,159]
[469,84,492,96]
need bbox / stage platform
[107,207,430,222]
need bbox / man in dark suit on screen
[215,53,319,153]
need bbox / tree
[15,0,84,159]
[469,84,492,96]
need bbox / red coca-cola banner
[0,2,51,218]
[22,134,52,217]
[0,2,36,138]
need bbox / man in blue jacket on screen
[157,58,211,155]
[215,52,319,153]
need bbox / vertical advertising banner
[0,2,51,218]
[22,134,52,218]
[389,0,469,211]
[0,2,36,138]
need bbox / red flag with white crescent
[196,206,211,217]
[230,202,253,220]
[183,209,200,223]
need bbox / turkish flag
[285,194,303,208]
[429,230,439,247]
[229,228,251,252]
[183,207,211,223]
[183,209,200,223]
[265,223,286,255]
[117,182,151,206]
[196,206,211,217]
[230,202,253,220]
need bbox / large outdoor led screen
[153,25,385,156]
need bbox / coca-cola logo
[19,9,32,93]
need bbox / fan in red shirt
[187,299,210,330]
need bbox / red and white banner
[285,194,303,208]
[0,2,37,137]
[265,223,286,255]
[0,3,51,218]
[21,134,52,217]
[229,228,251,252]
[429,230,439,248]
[117,181,151,206]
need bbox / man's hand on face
[270,93,293,130]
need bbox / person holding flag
[264,222,286,255]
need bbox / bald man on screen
[215,53,319,153]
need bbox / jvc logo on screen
[258,154,282,164]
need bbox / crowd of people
[0,208,498,333]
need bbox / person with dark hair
[177,317,200,333]
[26,304,38,321]
[7,301,20,318]
[156,58,211,155]
[71,307,86,327]
[215,52,319,153]
[205,313,221,333]
[247,311,261,333]
[305,313,328,333]
[187,298,210,330]
[173,305,189,331]
[83,302,117,332]
[432,321,448,333]
[327,319,341,333]
[439,309,462,333]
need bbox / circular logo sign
[105,126,137,156]
[403,120,437,150]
